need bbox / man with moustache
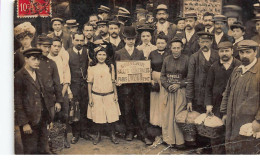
[82,22,95,62]
[204,41,241,154]
[186,32,219,153]
[211,15,233,50]
[203,12,215,33]
[67,32,89,144]
[88,14,100,37]
[47,18,70,50]
[154,4,177,42]
[94,20,109,42]
[176,12,200,57]
[108,21,125,51]
[220,40,260,154]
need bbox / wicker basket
[48,122,66,153]
[177,122,197,142]
[196,123,225,139]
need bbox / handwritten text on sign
[116,60,151,84]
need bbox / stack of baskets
[48,121,66,153]
[176,110,200,142]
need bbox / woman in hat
[136,24,157,59]
[160,38,189,149]
[87,47,121,145]
[14,22,36,73]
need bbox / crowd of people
[14,2,260,155]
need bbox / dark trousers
[121,91,148,138]
[70,82,88,137]
[19,113,48,154]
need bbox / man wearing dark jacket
[14,48,54,154]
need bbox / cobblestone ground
[57,133,198,155]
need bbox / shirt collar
[54,30,62,36]
[234,36,244,44]
[125,45,134,54]
[102,34,109,40]
[205,26,214,33]
[220,57,233,65]
[73,47,83,54]
[238,58,257,74]
[215,31,224,37]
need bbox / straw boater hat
[98,5,111,13]
[117,7,131,18]
[51,18,64,24]
[64,19,79,27]
[14,22,36,39]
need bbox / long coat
[186,49,219,112]
[204,58,241,117]
[14,68,55,126]
[211,33,233,50]
[220,59,260,154]
[47,31,71,50]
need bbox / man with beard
[108,21,125,51]
[203,12,215,33]
[204,41,241,154]
[176,12,199,57]
[186,32,219,153]
[211,15,233,50]
[154,4,177,42]
[67,31,89,144]
[88,14,100,37]
[220,40,260,154]
[47,18,70,50]
[94,20,109,42]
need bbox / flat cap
[218,41,233,49]
[174,17,185,24]
[51,18,64,24]
[64,19,79,27]
[170,37,183,45]
[213,15,227,22]
[184,12,197,20]
[23,48,42,57]
[156,4,168,11]
[230,21,245,31]
[37,34,52,45]
[237,40,259,51]
[223,5,242,12]
[108,20,121,27]
[96,20,108,26]
[197,31,214,39]
[98,5,110,13]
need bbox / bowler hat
[51,18,64,24]
[218,41,233,49]
[23,48,42,57]
[197,31,214,39]
[237,40,259,51]
[64,19,79,27]
[122,26,137,38]
[98,5,110,13]
[37,34,52,45]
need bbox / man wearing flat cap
[211,15,233,50]
[108,21,125,51]
[204,41,241,154]
[14,48,54,154]
[175,12,199,57]
[94,20,110,42]
[47,18,70,50]
[186,31,219,153]
[98,5,111,21]
[220,40,260,154]
[114,26,152,145]
[154,4,177,42]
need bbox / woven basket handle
[185,110,190,124]
[202,112,214,125]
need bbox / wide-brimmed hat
[64,19,79,27]
[98,5,110,13]
[230,21,245,31]
[136,23,154,34]
[122,26,137,38]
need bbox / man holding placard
[114,26,152,145]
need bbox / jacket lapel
[22,68,40,91]
[122,47,132,59]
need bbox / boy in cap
[211,15,233,50]
[14,48,54,154]
[204,41,241,154]
[47,18,70,50]
[114,26,152,145]
[220,40,260,154]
